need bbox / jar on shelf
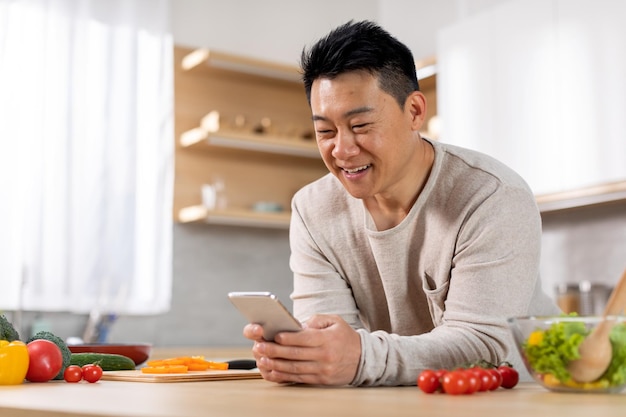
[555,283,580,314]
[578,281,612,316]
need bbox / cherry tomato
[441,370,469,395]
[25,339,63,383]
[417,369,441,394]
[63,365,83,383]
[81,364,103,383]
[468,366,492,392]
[486,368,503,390]
[434,369,447,381]
[463,369,480,394]
[497,365,519,389]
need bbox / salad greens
[523,317,626,387]
[603,324,626,386]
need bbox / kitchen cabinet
[437,0,626,209]
[173,46,328,228]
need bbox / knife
[226,359,257,370]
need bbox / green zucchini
[70,353,136,371]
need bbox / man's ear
[406,91,427,131]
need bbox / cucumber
[70,353,136,371]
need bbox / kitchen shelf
[180,127,319,159]
[181,48,301,82]
[537,180,626,213]
[178,205,291,228]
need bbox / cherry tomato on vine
[63,365,83,383]
[441,370,469,395]
[434,369,447,381]
[81,364,103,383]
[463,369,480,394]
[417,363,520,395]
[486,368,503,390]
[468,366,491,392]
[417,369,441,394]
[497,365,519,389]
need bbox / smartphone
[228,291,302,341]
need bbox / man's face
[310,71,424,200]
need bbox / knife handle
[227,359,257,370]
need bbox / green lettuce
[604,324,626,385]
[524,319,586,382]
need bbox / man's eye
[316,129,334,138]
[352,123,369,131]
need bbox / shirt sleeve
[288,194,365,330]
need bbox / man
[244,20,560,386]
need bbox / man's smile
[342,164,371,174]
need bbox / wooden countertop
[2,347,626,417]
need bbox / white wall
[171,0,379,65]
[379,0,503,61]
[170,0,505,64]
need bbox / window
[0,0,173,314]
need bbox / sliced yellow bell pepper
[0,340,29,385]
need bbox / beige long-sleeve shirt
[289,138,560,386]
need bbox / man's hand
[243,314,361,385]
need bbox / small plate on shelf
[68,343,152,366]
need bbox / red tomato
[468,367,491,392]
[81,364,103,383]
[486,368,503,390]
[63,365,83,383]
[25,339,63,383]
[434,369,447,381]
[498,365,519,389]
[463,369,480,394]
[417,370,441,394]
[441,370,469,395]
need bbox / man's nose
[331,130,359,159]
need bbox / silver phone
[228,291,302,341]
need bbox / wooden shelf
[537,180,626,213]
[181,48,301,82]
[180,128,320,159]
[178,205,290,229]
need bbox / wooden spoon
[567,267,626,382]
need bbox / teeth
[344,165,370,174]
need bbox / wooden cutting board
[101,369,262,383]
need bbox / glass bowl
[507,315,626,393]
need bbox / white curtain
[0,0,173,314]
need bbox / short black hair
[300,20,419,108]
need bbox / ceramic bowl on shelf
[252,201,283,212]
[507,315,626,393]
[68,343,152,366]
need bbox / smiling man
[243,20,560,386]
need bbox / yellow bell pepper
[527,330,544,346]
[0,340,29,385]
